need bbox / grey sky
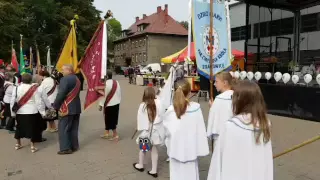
[93,0,189,29]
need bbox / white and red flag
[79,20,108,110]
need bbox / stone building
[113,4,188,67]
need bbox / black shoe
[72,148,79,152]
[133,163,144,172]
[34,138,47,143]
[57,149,73,155]
[147,171,158,178]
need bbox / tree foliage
[179,21,189,30]
[0,0,122,65]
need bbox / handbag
[11,86,19,113]
[138,114,154,152]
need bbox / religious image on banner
[24,54,32,74]
[79,20,107,110]
[192,0,231,79]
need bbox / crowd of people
[0,61,273,179]
[133,72,273,180]
[0,64,84,154]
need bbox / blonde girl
[163,79,209,180]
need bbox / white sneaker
[166,158,170,162]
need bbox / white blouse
[10,83,46,116]
[3,81,14,104]
[38,77,58,104]
[99,79,121,107]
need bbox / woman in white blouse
[10,73,46,153]
[38,70,58,132]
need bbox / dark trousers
[0,117,5,127]
[58,114,80,151]
[6,117,15,131]
[129,74,133,84]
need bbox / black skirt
[15,114,38,141]
[104,104,120,130]
[4,103,11,118]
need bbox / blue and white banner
[192,0,231,79]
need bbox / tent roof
[237,0,320,11]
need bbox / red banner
[80,21,105,110]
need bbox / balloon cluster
[230,71,320,86]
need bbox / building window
[231,25,250,41]
[139,40,142,47]
[143,53,146,61]
[132,42,134,49]
[301,13,318,33]
[135,41,138,48]
[143,39,146,46]
[139,53,142,62]
[136,54,138,62]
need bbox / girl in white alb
[133,87,165,178]
[207,72,234,141]
[163,79,209,180]
[207,80,273,180]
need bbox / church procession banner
[192,0,232,79]
[79,20,107,110]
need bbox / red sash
[17,85,39,108]
[103,80,118,114]
[59,78,81,117]
[47,80,57,97]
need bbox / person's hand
[98,105,103,111]
[209,99,213,108]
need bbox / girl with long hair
[207,80,273,180]
[163,79,209,180]
[133,87,165,178]
[207,72,236,141]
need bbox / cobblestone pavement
[0,76,319,180]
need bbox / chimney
[143,14,147,19]
[135,16,139,22]
[157,6,161,13]
[164,4,168,15]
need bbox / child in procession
[207,80,273,180]
[163,79,209,180]
[207,72,235,142]
[133,87,165,178]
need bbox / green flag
[19,34,26,74]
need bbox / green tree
[107,18,122,52]
[179,21,189,30]
[0,0,101,65]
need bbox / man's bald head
[62,64,74,76]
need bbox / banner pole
[209,0,215,153]
[209,0,214,100]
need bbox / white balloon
[229,71,234,77]
[254,71,262,81]
[265,72,272,81]
[274,72,282,82]
[234,71,240,79]
[316,74,320,85]
[240,71,247,80]
[282,73,291,84]
[292,75,299,84]
[247,72,254,81]
[304,74,312,84]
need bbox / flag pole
[209,0,215,153]
[209,0,214,100]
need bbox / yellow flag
[56,21,79,73]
